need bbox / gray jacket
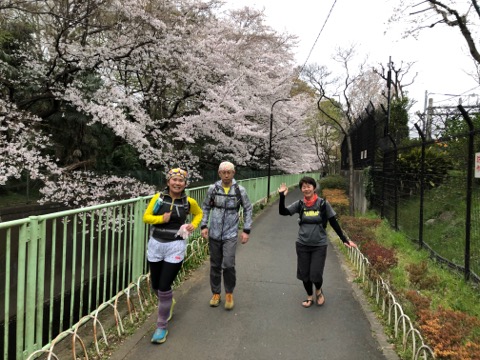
[200,179,253,240]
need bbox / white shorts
[147,238,186,263]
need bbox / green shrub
[319,174,347,192]
[363,166,375,201]
[396,146,452,195]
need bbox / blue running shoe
[151,328,168,344]
[167,298,176,322]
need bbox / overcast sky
[225,0,480,116]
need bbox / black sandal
[302,299,314,308]
[316,290,325,306]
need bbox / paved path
[110,188,398,360]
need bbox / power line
[297,0,339,76]
[430,86,480,104]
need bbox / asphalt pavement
[110,188,399,360]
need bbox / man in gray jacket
[200,161,253,310]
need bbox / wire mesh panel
[469,127,480,278]
[422,141,468,269]
[359,104,480,282]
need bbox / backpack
[153,190,190,215]
[298,197,328,228]
[209,183,242,210]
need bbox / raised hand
[278,183,288,195]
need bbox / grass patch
[395,174,480,276]
[340,213,480,359]
[320,180,480,359]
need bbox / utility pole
[423,90,428,134]
[267,98,290,201]
[426,98,433,141]
[423,91,433,140]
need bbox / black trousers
[296,242,327,284]
[149,260,183,292]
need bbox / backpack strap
[298,200,305,224]
[154,191,189,215]
[182,194,190,213]
[319,198,327,228]
[233,183,242,206]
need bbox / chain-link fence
[362,105,480,282]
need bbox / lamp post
[267,98,290,201]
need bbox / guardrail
[0,172,318,359]
[345,245,436,359]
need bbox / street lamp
[267,98,290,201]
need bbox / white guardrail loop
[343,240,436,359]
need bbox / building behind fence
[343,102,480,283]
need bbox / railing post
[16,223,27,359]
[414,124,426,249]
[458,105,474,281]
[131,199,146,279]
[387,135,398,230]
[20,216,41,358]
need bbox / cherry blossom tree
[0,99,60,185]
[0,0,318,206]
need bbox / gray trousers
[209,237,238,294]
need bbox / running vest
[209,183,242,210]
[152,191,190,241]
[298,197,328,228]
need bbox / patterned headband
[166,168,188,181]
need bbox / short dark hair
[299,176,317,189]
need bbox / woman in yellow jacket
[143,168,202,344]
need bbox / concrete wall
[341,170,369,215]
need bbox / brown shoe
[209,293,221,307]
[225,293,234,310]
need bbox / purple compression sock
[157,289,173,329]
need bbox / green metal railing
[0,172,318,359]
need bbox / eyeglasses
[167,168,188,180]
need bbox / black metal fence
[344,104,480,283]
[0,168,276,208]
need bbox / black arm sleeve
[278,193,292,216]
[328,216,348,243]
